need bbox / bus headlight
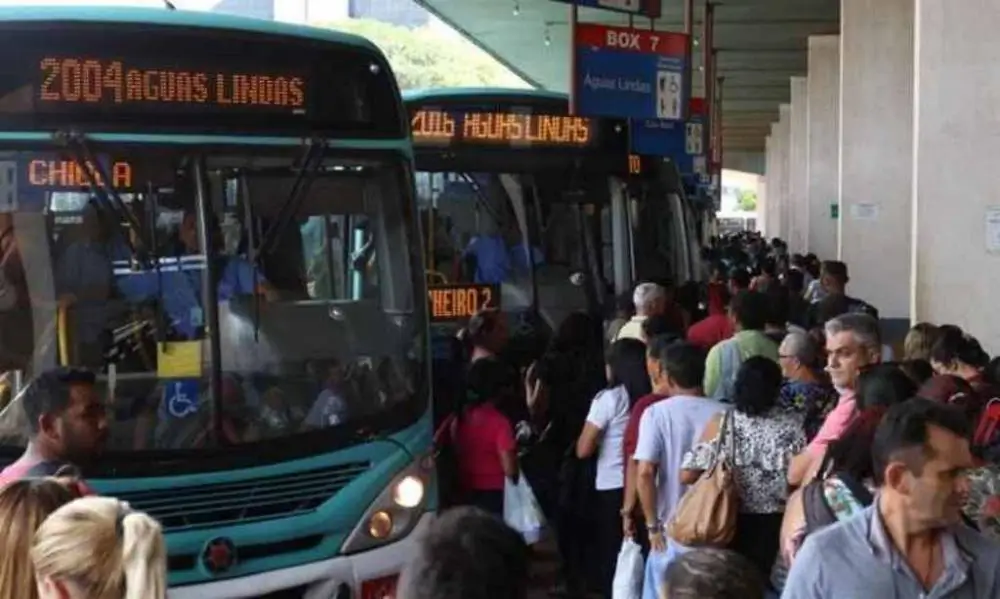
[341,459,431,554]
[393,475,424,509]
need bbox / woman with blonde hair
[0,478,81,599]
[32,496,167,599]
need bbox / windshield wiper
[53,130,153,269]
[254,138,325,263]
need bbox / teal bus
[406,88,702,344]
[0,7,431,598]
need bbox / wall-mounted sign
[573,24,688,122]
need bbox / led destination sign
[428,284,499,321]
[26,158,134,190]
[38,58,306,111]
[411,109,597,148]
[0,23,407,136]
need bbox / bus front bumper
[167,513,434,599]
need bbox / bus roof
[403,88,565,105]
[0,5,383,54]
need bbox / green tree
[319,19,530,90]
[736,189,758,212]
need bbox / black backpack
[802,472,874,536]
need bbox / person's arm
[637,461,663,551]
[679,414,722,485]
[703,344,722,397]
[620,409,644,535]
[576,422,602,459]
[576,391,610,459]
[497,414,519,482]
[633,410,665,551]
[621,458,639,537]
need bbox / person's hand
[621,512,635,538]
[649,528,666,552]
[524,362,543,411]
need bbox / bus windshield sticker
[164,379,200,419]
[157,341,203,379]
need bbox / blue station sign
[573,24,689,122]
[550,0,661,18]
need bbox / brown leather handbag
[667,409,739,547]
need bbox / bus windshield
[417,171,537,313]
[0,148,423,454]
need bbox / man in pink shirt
[0,368,108,491]
[788,313,882,486]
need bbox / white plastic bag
[612,538,645,599]
[503,476,545,544]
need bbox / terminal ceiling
[412,0,839,155]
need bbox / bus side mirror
[569,272,586,286]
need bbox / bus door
[529,171,615,328]
[626,169,695,288]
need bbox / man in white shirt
[615,282,666,342]
[634,342,726,599]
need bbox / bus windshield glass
[417,171,537,313]
[0,148,423,453]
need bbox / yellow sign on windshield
[157,341,202,379]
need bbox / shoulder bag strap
[708,409,734,469]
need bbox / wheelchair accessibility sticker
[165,379,200,418]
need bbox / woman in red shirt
[452,357,520,516]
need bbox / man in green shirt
[704,291,779,400]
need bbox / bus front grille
[115,461,370,532]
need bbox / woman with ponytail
[0,478,81,599]
[32,496,167,599]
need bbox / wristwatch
[646,521,662,532]
[619,507,633,517]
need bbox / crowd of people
[417,232,1000,599]
[5,231,1000,599]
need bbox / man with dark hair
[784,399,1000,598]
[728,269,751,295]
[0,367,107,486]
[641,312,683,344]
[620,334,682,547]
[396,507,529,599]
[764,288,791,344]
[634,343,726,594]
[704,291,779,400]
[807,260,879,329]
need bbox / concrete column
[757,179,768,237]
[768,123,785,241]
[763,135,774,237]
[839,0,913,328]
[912,0,1000,352]
[776,104,791,242]
[806,35,840,261]
[789,77,809,254]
